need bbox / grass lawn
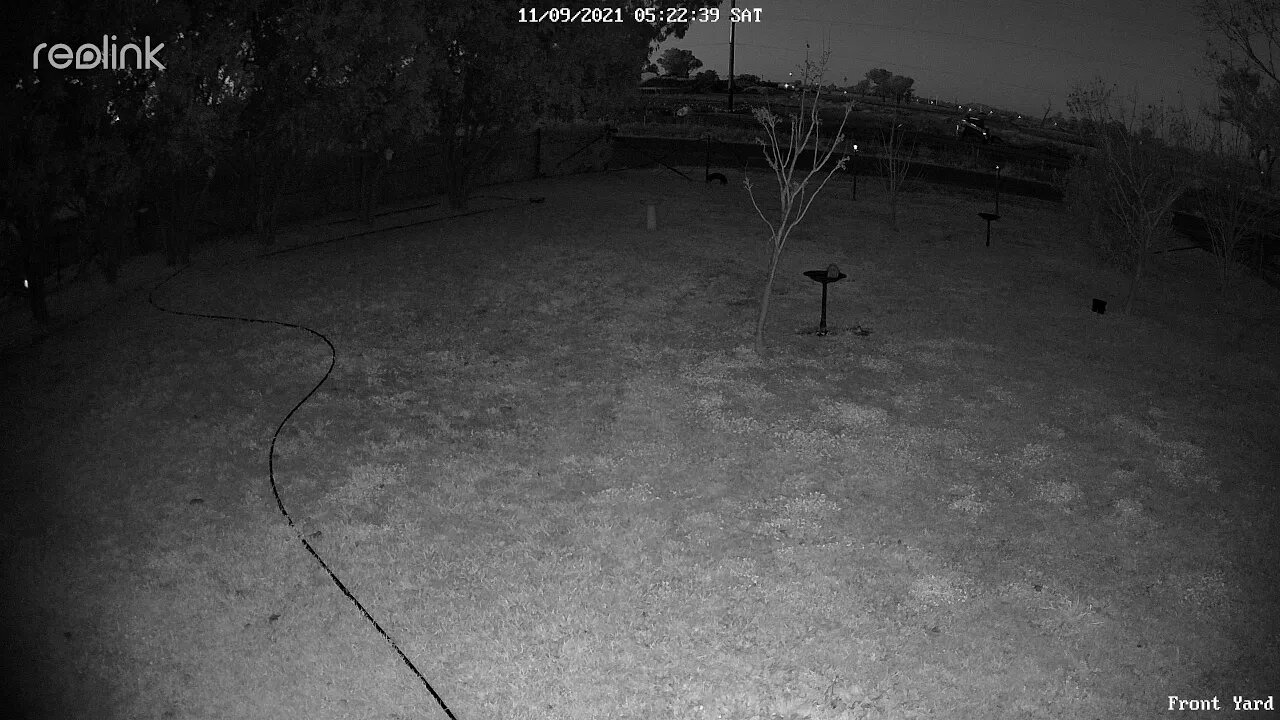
[1,168,1277,720]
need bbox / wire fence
[2,124,615,301]
[206,123,615,231]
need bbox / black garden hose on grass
[141,199,540,719]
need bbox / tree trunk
[446,139,469,210]
[359,152,373,223]
[93,219,120,285]
[164,172,191,267]
[361,151,388,223]
[254,161,282,245]
[189,165,215,254]
[754,245,782,354]
[1122,256,1144,315]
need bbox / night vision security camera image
[1,2,1278,719]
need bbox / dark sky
[656,0,1217,118]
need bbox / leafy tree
[864,68,892,98]
[657,47,704,78]
[693,69,721,92]
[234,0,357,242]
[862,68,914,103]
[408,1,717,208]
[851,78,872,96]
[317,0,425,221]
[0,0,152,321]
[1198,0,1280,147]
[1209,62,1280,148]
[137,0,248,263]
[883,74,915,104]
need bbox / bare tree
[1184,122,1279,294]
[879,112,915,230]
[744,50,852,354]
[1064,78,1190,314]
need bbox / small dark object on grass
[1092,298,1107,315]
[707,173,727,185]
[529,197,545,203]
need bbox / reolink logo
[33,35,165,70]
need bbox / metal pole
[727,0,736,111]
[819,281,829,334]
[995,164,1002,214]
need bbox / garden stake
[978,163,1002,247]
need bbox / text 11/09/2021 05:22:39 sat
[517,6,763,24]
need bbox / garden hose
[142,199,541,718]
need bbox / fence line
[262,124,613,225]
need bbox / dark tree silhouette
[693,69,721,92]
[1198,0,1280,147]
[657,48,704,78]
[884,74,916,105]
[0,0,152,321]
[864,68,892,98]
[1,0,727,325]
[862,68,915,103]
[410,2,718,208]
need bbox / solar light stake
[994,163,1003,215]
[851,144,859,201]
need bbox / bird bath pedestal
[802,265,847,336]
[978,212,1001,247]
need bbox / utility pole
[727,0,736,111]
